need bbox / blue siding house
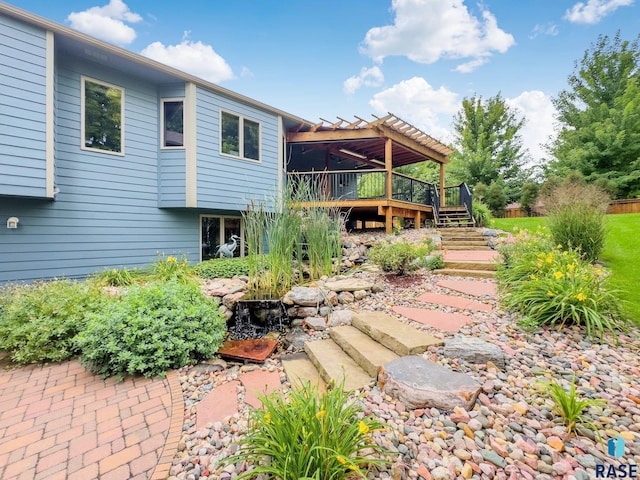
[0,3,307,282]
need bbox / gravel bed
[168,233,640,480]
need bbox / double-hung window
[161,99,184,148]
[220,111,260,161]
[81,76,124,155]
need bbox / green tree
[520,181,540,215]
[549,32,640,198]
[473,182,489,203]
[485,179,507,216]
[449,93,530,201]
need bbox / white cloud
[361,0,514,72]
[67,0,142,45]
[506,90,557,164]
[343,66,385,94]
[369,77,459,141]
[529,23,559,39]
[564,0,634,24]
[141,33,234,83]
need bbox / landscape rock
[378,356,481,411]
[337,291,355,304]
[324,278,373,292]
[282,287,325,306]
[304,317,327,331]
[327,309,355,327]
[443,335,506,368]
[222,292,245,310]
[296,306,319,318]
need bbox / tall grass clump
[539,177,609,263]
[497,229,625,341]
[243,178,342,298]
[472,200,493,227]
[0,280,106,364]
[225,381,389,479]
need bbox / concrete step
[444,260,497,271]
[330,326,399,377]
[351,311,442,357]
[435,268,496,278]
[304,339,372,391]
[444,245,492,251]
[281,352,326,391]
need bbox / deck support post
[385,138,393,233]
[439,163,445,208]
[415,211,422,229]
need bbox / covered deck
[285,114,472,233]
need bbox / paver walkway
[0,360,183,480]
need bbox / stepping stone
[330,325,399,377]
[378,356,481,411]
[438,279,498,297]
[416,291,493,312]
[217,338,278,363]
[351,311,442,356]
[443,336,506,368]
[196,380,239,428]
[239,370,282,408]
[392,306,472,333]
[304,339,372,391]
[281,353,326,391]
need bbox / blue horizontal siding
[0,13,47,198]
[196,87,279,211]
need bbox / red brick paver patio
[0,360,183,480]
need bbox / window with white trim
[201,216,244,260]
[81,76,124,154]
[220,111,260,161]
[161,99,184,148]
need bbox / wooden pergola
[286,113,454,233]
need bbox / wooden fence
[502,199,640,218]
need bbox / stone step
[330,326,399,377]
[444,260,497,271]
[441,235,486,241]
[351,311,442,357]
[437,222,475,228]
[443,240,489,247]
[435,268,496,278]
[281,352,326,391]
[304,339,372,391]
[444,245,492,251]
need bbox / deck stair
[436,228,497,278]
[281,311,442,391]
[436,206,474,228]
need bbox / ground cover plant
[368,239,432,275]
[76,280,226,379]
[192,257,251,279]
[496,229,625,340]
[226,381,389,479]
[493,214,640,324]
[0,280,106,364]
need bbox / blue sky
[9,0,639,164]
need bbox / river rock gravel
[168,230,640,480]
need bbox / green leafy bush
[151,255,194,283]
[421,253,445,270]
[540,178,609,263]
[77,280,225,379]
[538,375,605,437]
[193,257,251,278]
[369,240,430,275]
[0,280,106,364]
[226,381,389,479]
[497,230,625,340]
[472,201,493,227]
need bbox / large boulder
[324,278,373,292]
[327,309,356,327]
[378,356,481,411]
[443,336,506,369]
[282,287,325,306]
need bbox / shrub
[91,267,140,286]
[193,257,251,279]
[421,253,445,270]
[539,178,609,262]
[368,239,430,275]
[497,230,625,340]
[226,381,389,479]
[0,280,106,364]
[472,201,493,227]
[151,255,194,283]
[538,375,605,437]
[77,280,225,379]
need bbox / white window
[81,76,124,155]
[161,99,184,148]
[220,111,260,161]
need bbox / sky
[8,0,640,165]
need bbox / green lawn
[492,214,640,324]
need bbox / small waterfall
[232,298,289,339]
